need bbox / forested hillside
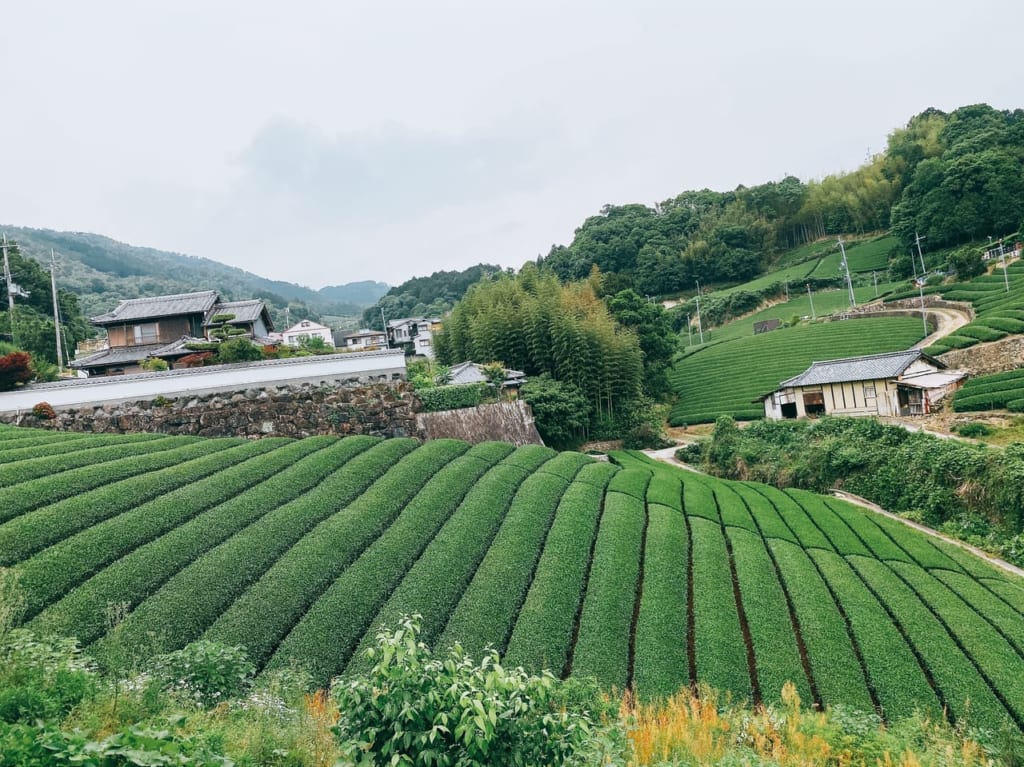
[3,227,388,325]
[540,104,1024,298]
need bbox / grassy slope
[3,425,1024,732]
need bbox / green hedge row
[849,556,1010,730]
[344,449,554,675]
[956,325,1006,343]
[571,491,645,691]
[729,527,811,703]
[607,467,652,500]
[808,549,939,721]
[683,479,718,523]
[204,439,470,668]
[735,484,797,544]
[932,570,1024,658]
[504,463,616,675]
[415,382,490,412]
[0,436,211,523]
[977,317,1024,334]
[715,483,758,533]
[890,561,1024,725]
[0,433,161,472]
[984,580,1024,615]
[786,490,870,557]
[434,456,583,659]
[866,515,960,571]
[767,539,873,711]
[100,437,408,655]
[16,438,293,618]
[535,451,593,481]
[770,489,834,552]
[689,517,750,699]
[645,472,682,512]
[0,439,251,564]
[632,504,689,700]
[263,442,513,682]
[821,499,911,563]
[29,436,346,643]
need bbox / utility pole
[3,234,17,344]
[807,283,816,321]
[784,280,790,302]
[873,271,878,297]
[914,232,927,278]
[918,278,928,337]
[999,240,1010,293]
[838,236,856,307]
[50,250,64,374]
[694,280,704,345]
[686,313,692,347]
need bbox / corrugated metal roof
[780,349,940,387]
[91,291,219,324]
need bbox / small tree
[520,374,591,450]
[0,348,33,391]
[215,337,262,363]
[206,313,246,341]
[333,615,615,767]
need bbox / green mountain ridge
[1,225,390,320]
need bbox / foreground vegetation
[4,603,1020,767]
[4,426,1024,738]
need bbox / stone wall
[2,381,420,439]
[938,336,1024,376]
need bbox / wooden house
[761,349,966,420]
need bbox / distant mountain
[319,280,390,306]
[1,226,390,322]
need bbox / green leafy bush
[416,382,489,412]
[334,615,615,767]
[151,640,254,708]
[954,422,993,438]
[0,629,96,724]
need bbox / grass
[3,427,1024,733]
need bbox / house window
[863,384,876,398]
[133,323,158,344]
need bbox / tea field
[669,316,926,424]
[4,426,1024,731]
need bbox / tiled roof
[780,349,943,388]
[70,343,166,369]
[150,336,209,357]
[207,300,267,326]
[91,291,219,324]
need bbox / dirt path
[913,307,972,349]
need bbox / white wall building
[280,319,335,348]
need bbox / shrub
[215,337,262,363]
[140,357,169,372]
[0,351,33,391]
[0,629,96,724]
[150,640,254,709]
[30,402,55,420]
[333,615,615,767]
[954,422,993,438]
[416,382,489,412]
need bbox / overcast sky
[2,1,1022,289]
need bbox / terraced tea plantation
[922,260,1024,356]
[4,427,1024,731]
[953,368,1024,412]
[669,317,925,424]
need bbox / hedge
[821,500,911,563]
[29,436,346,643]
[932,570,1024,657]
[715,484,758,533]
[728,527,810,704]
[262,441,512,682]
[688,517,750,700]
[866,515,960,571]
[504,463,616,675]
[344,448,555,675]
[683,479,719,523]
[786,489,870,557]
[99,437,409,655]
[0,433,161,474]
[849,556,1010,730]
[571,491,645,691]
[204,439,470,668]
[736,484,797,543]
[770,489,834,552]
[0,436,209,523]
[632,504,689,700]
[416,382,489,412]
[0,439,251,564]
[607,467,652,501]
[644,473,682,513]
[768,539,872,711]
[808,549,939,721]
[889,561,1024,725]
[435,467,578,660]
[15,438,292,618]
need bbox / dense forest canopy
[539,104,1024,298]
[361,263,508,329]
